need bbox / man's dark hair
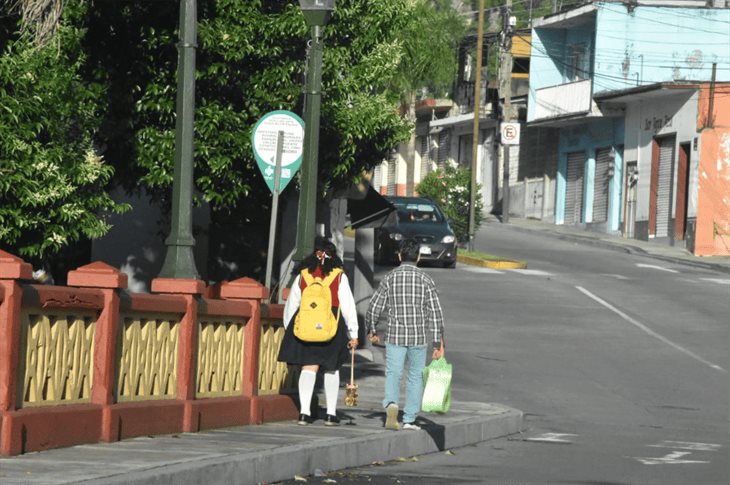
[398,238,420,263]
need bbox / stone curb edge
[80,408,523,485]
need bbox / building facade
[528,0,729,255]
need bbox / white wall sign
[500,122,521,145]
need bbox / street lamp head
[299,0,335,27]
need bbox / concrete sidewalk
[0,345,522,485]
[486,215,729,272]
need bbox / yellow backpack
[294,268,342,342]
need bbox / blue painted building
[527,0,729,236]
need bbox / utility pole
[500,2,514,223]
[468,0,485,251]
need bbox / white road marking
[636,263,679,273]
[648,441,722,452]
[524,433,577,443]
[603,273,630,280]
[509,269,553,276]
[633,451,709,465]
[700,278,730,285]
[576,286,727,373]
[461,267,505,274]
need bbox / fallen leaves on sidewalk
[395,456,419,462]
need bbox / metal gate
[525,177,544,219]
[564,151,585,224]
[386,156,396,196]
[593,148,612,223]
[624,161,638,238]
[655,137,675,238]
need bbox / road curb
[457,254,528,269]
[81,404,523,485]
[502,223,729,272]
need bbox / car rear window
[395,202,444,223]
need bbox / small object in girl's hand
[344,383,358,406]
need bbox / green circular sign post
[252,110,305,193]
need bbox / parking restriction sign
[500,122,520,145]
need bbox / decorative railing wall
[0,251,297,456]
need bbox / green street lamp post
[293,0,336,261]
[158,0,200,279]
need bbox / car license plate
[419,246,432,255]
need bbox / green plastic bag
[421,357,452,413]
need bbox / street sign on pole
[252,110,305,193]
[500,122,520,145]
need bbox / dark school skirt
[277,309,350,371]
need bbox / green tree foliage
[0,2,129,260]
[417,163,483,243]
[393,0,467,99]
[81,0,429,220]
[1,0,467,274]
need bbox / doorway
[649,135,676,238]
[674,142,691,241]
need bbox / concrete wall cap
[151,278,206,295]
[67,261,128,289]
[220,277,269,300]
[0,250,33,280]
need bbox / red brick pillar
[0,251,32,455]
[151,277,205,432]
[67,262,128,442]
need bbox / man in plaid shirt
[366,238,445,430]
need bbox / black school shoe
[297,413,314,425]
[324,414,340,426]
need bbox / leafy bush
[0,5,129,260]
[417,164,483,243]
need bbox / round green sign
[252,110,305,193]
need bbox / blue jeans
[383,343,427,424]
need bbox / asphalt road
[278,220,729,485]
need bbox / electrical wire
[517,33,729,90]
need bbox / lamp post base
[158,245,200,280]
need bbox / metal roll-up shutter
[593,148,612,223]
[420,136,431,180]
[387,157,396,196]
[565,151,585,225]
[437,131,450,170]
[373,164,383,192]
[656,137,675,237]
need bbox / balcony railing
[532,79,592,122]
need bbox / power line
[517,33,728,91]
[595,4,729,36]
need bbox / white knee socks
[298,370,317,416]
[323,370,340,416]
